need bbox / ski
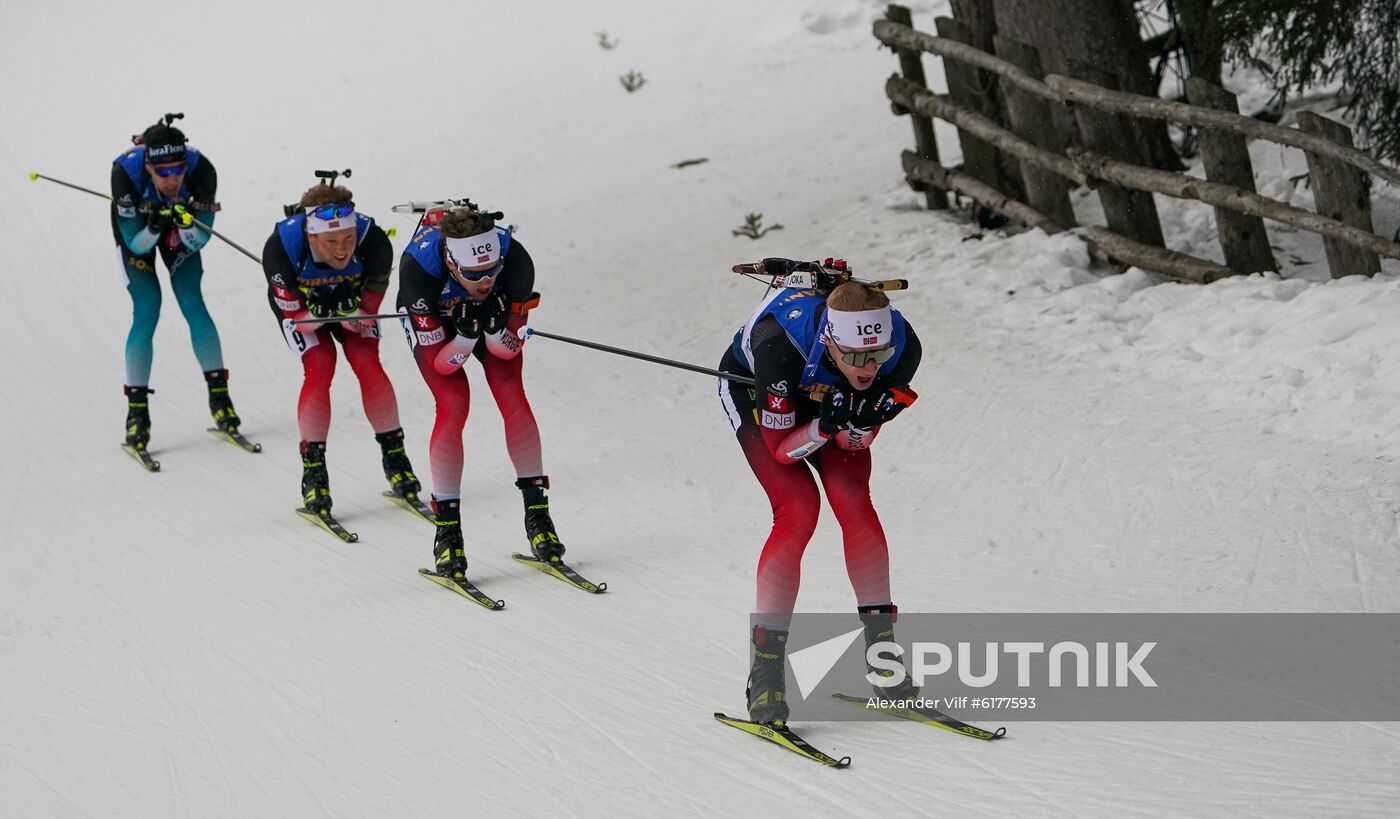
[831,693,1006,741]
[208,427,263,452]
[383,490,434,524]
[295,507,359,542]
[120,443,161,472]
[713,713,851,768]
[510,553,607,593]
[417,568,505,610]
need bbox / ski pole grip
[889,386,918,408]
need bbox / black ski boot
[746,625,790,724]
[516,475,565,562]
[432,497,467,577]
[374,428,421,498]
[204,369,241,433]
[300,441,332,515]
[859,603,919,702]
[124,385,153,448]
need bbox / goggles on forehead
[151,162,187,178]
[447,254,504,281]
[309,202,355,220]
[835,344,896,368]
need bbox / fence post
[935,16,1022,199]
[1185,78,1276,274]
[993,34,1076,228]
[1065,60,1165,248]
[1296,111,1381,278]
[886,4,948,210]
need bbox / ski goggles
[447,254,504,281]
[308,202,355,220]
[834,344,896,368]
[150,162,187,178]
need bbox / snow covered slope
[2,2,1398,816]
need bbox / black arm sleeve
[110,163,141,245]
[262,231,297,288]
[359,224,393,293]
[111,162,139,201]
[751,315,816,420]
[498,239,536,303]
[187,154,217,202]
[397,254,446,332]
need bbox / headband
[444,229,500,268]
[825,307,893,349]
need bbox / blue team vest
[402,224,513,306]
[114,145,205,205]
[731,287,908,388]
[275,212,376,288]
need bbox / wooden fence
[877,4,1400,283]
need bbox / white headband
[305,210,357,235]
[825,307,893,349]
[444,229,500,268]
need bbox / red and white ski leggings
[736,422,893,628]
[297,328,401,442]
[411,341,543,500]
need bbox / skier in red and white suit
[397,205,564,579]
[717,260,922,723]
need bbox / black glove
[146,207,175,234]
[306,283,359,318]
[478,294,509,335]
[818,386,853,437]
[450,301,486,339]
[851,387,915,427]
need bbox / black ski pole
[29,171,263,265]
[521,327,755,385]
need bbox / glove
[478,294,509,335]
[306,283,359,318]
[146,207,175,234]
[817,386,853,438]
[170,204,195,229]
[851,387,916,427]
[450,301,486,339]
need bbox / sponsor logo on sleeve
[411,298,429,312]
[761,410,796,430]
[786,308,803,320]
[416,327,446,346]
[275,297,301,311]
[770,380,789,397]
[768,393,789,412]
[413,314,435,329]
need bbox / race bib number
[282,318,320,356]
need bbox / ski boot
[300,441,332,515]
[124,385,153,448]
[859,603,919,702]
[204,369,241,434]
[432,497,467,577]
[375,428,421,499]
[746,625,790,724]
[516,475,565,562]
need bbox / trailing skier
[110,113,242,455]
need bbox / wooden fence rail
[873,17,1400,188]
[876,6,1400,281]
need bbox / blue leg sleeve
[168,252,224,372]
[123,256,162,387]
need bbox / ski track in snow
[4,1,1400,816]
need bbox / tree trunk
[990,0,1184,171]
